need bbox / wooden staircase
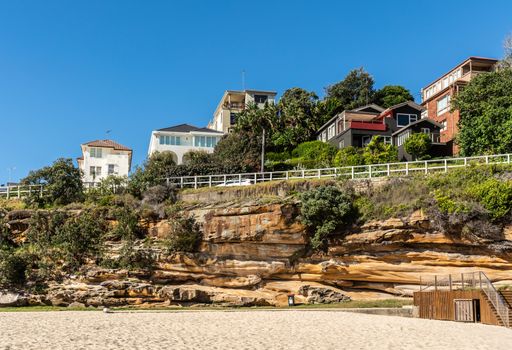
[481,291,512,327]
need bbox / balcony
[348,120,386,131]
[223,102,245,110]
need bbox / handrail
[163,152,512,189]
[419,271,510,328]
[480,271,510,328]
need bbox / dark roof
[380,101,425,116]
[157,123,223,134]
[392,118,444,136]
[83,140,132,151]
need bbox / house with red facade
[317,101,426,150]
[420,57,498,154]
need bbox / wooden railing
[0,185,44,199]
[419,271,510,328]
[164,153,512,189]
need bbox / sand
[1,310,511,350]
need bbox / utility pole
[261,128,265,173]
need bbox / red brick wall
[423,89,458,155]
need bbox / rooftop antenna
[106,130,112,139]
[242,69,246,91]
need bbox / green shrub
[404,133,431,160]
[299,185,354,250]
[362,136,398,165]
[164,206,202,254]
[108,207,143,241]
[466,179,512,220]
[291,141,337,167]
[0,249,28,287]
[333,147,365,167]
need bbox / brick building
[420,57,498,154]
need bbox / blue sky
[0,0,511,183]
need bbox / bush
[362,136,398,165]
[164,206,202,253]
[300,185,354,250]
[333,147,365,167]
[466,179,512,220]
[0,249,28,287]
[108,207,143,241]
[404,133,431,160]
[142,185,177,205]
[291,141,337,167]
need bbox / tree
[404,133,431,160]
[452,69,512,155]
[373,85,414,108]
[362,136,398,164]
[22,158,83,207]
[272,88,320,151]
[128,152,176,197]
[213,130,262,173]
[325,68,375,112]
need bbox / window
[362,136,372,147]
[396,113,418,127]
[339,139,345,148]
[90,166,101,177]
[194,136,218,148]
[254,95,268,104]
[90,148,102,158]
[437,95,450,115]
[441,120,447,131]
[230,112,238,125]
[321,131,327,142]
[159,135,181,145]
[383,136,392,145]
[108,164,115,175]
[397,131,411,146]
[327,124,336,139]
[421,128,430,134]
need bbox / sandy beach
[1,310,511,350]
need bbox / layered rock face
[3,200,512,308]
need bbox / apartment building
[421,57,498,153]
[208,89,277,133]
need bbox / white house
[208,89,277,133]
[77,140,132,186]
[147,124,224,164]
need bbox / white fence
[164,153,512,189]
[0,184,44,199]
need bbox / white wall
[79,147,131,184]
[147,131,220,165]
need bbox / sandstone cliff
[3,197,512,308]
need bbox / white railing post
[270,172,273,181]
[286,171,289,180]
[424,161,428,174]
[17,186,21,199]
[464,157,467,167]
[302,170,305,179]
[194,176,198,189]
[405,162,409,176]
[6,186,9,200]
[317,169,321,179]
[180,177,184,188]
[253,173,257,184]
[239,174,242,183]
[351,166,355,179]
[387,164,390,177]
[334,168,338,178]
[485,155,489,164]
[209,176,212,187]
[444,159,448,173]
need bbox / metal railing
[164,153,512,189]
[419,271,510,328]
[0,184,44,199]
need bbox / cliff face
[3,200,512,308]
